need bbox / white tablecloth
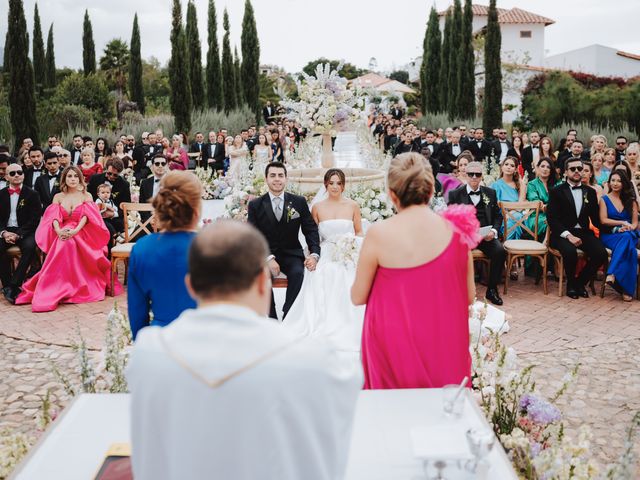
[12,390,515,479]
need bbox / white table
[11,390,516,480]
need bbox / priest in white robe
[127,221,363,480]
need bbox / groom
[248,162,321,320]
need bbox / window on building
[520,30,532,38]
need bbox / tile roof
[438,4,554,26]
[617,50,640,61]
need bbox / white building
[545,44,640,79]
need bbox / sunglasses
[568,166,584,172]
[105,171,119,177]
[467,172,482,178]
[8,170,24,176]
[154,161,167,166]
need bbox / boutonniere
[18,199,26,208]
[583,192,589,204]
[482,193,491,206]
[286,204,300,222]
[112,191,120,199]
[54,180,60,188]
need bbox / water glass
[441,384,465,418]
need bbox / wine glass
[465,427,495,476]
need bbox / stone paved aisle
[1,273,639,467]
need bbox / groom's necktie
[273,196,283,221]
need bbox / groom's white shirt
[127,303,362,480]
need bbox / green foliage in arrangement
[82,10,96,75]
[128,14,145,114]
[206,0,224,110]
[482,0,503,132]
[240,0,261,121]
[522,71,640,135]
[6,0,39,150]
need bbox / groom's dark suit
[248,191,320,320]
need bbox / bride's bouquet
[329,234,362,268]
[280,63,363,136]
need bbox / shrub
[53,73,113,121]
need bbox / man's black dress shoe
[566,288,579,299]
[579,287,589,298]
[3,286,18,304]
[485,288,503,306]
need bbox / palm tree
[99,38,130,96]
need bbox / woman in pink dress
[352,152,480,389]
[17,166,121,312]
[165,135,189,170]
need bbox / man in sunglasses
[140,155,167,204]
[615,136,627,162]
[547,158,607,299]
[34,151,62,210]
[87,158,131,238]
[0,163,42,304]
[447,162,505,306]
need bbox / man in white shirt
[127,221,362,480]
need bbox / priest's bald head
[187,221,272,316]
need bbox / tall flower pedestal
[321,134,335,168]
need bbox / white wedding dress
[282,219,365,353]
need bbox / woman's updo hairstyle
[153,171,203,231]
[323,168,346,190]
[387,152,434,208]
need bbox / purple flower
[334,109,349,122]
[520,394,561,425]
[530,442,542,457]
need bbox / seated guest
[127,171,200,340]
[599,171,638,302]
[439,130,464,173]
[87,158,131,237]
[493,157,527,238]
[0,164,41,304]
[95,184,120,233]
[24,147,45,189]
[165,134,189,171]
[547,158,607,299]
[79,147,103,183]
[0,156,10,190]
[139,155,167,204]
[34,151,61,211]
[448,161,505,305]
[127,221,362,480]
[581,161,604,200]
[466,127,494,164]
[189,131,206,168]
[16,166,121,311]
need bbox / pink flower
[440,204,482,248]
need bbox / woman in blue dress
[128,171,201,339]
[493,156,527,280]
[599,170,639,302]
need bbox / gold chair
[500,201,548,295]
[272,273,288,289]
[109,202,157,296]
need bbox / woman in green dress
[525,158,559,277]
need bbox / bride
[283,168,365,352]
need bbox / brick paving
[1,271,639,466]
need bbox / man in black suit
[24,147,45,189]
[394,132,418,157]
[0,164,42,303]
[556,132,576,172]
[492,128,512,164]
[521,131,541,178]
[139,155,167,204]
[390,104,404,120]
[262,101,275,124]
[466,128,494,164]
[557,140,588,175]
[247,162,321,320]
[87,158,131,236]
[204,130,225,173]
[69,134,84,166]
[447,161,505,305]
[547,158,607,299]
[34,151,61,211]
[0,156,9,190]
[439,130,465,173]
[189,132,206,169]
[615,136,628,162]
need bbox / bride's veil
[310,185,328,208]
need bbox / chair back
[499,201,542,240]
[121,202,157,242]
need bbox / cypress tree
[421,7,441,114]
[205,0,223,109]
[234,46,243,106]
[459,0,476,119]
[439,12,452,113]
[44,24,56,89]
[32,3,45,91]
[82,10,96,74]
[221,8,236,112]
[482,0,503,132]
[186,1,205,110]
[448,0,462,118]
[169,0,192,132]
[7,0,39,150]
[128,14,145,114]
[240,0,260,121]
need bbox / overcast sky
[2,0,639,73]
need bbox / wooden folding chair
[500,201,548,295]
[109,202,157,296]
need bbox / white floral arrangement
[429,194,447,213]
[124,170,140,203]
[329,234,361,267]
[482,157,502,187]
[355,123,392,170]
[192,167,233,200]
[280,62,363,136]
[287,135,322,169]
[347,184,394,223]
